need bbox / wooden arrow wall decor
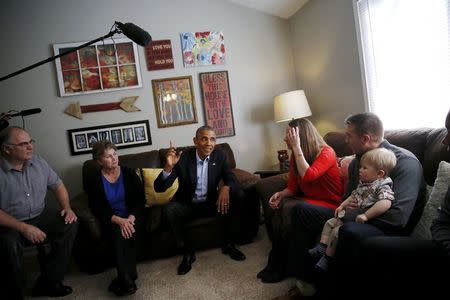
[64,96,140,119]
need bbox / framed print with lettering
[199,71,235,137]
[145,39,174,71]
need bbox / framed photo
[199,71,235,137]
[151,76,198,128]
[53,38,142,97]
[67,120,151,155]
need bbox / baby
[309,147,397,271]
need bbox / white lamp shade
[274,90,312,123]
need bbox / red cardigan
[287,145,343,208]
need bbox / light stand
[0,21,151,82]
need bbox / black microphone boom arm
[0,29,119,82]
[0,21,151,82]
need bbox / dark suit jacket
[154,148,239,204]
[83,166,145,228]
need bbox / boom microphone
[10,108,42,117]
[115,22,152,47]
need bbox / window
[354,0,450,128]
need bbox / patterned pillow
[136,168,178,207]
[411,161,450,239]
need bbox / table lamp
[274,90,312,123]
[273,90,312,170]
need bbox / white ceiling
[226,0,309,19]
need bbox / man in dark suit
[155,125,246,275]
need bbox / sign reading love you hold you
[145,40,174,71]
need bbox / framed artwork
[151,76,198,128]
[53,38,142,97]
[67,120,151,155]
[180,31,226,67]
[199,71,235,137]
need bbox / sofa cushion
[384,128,432,164]
[136,168,178,207]
[233,168,260,189]
[411,161,450,239]
[119,150,161,169]
[423,128,450,185]
[324,132,352,157]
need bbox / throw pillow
[136,168,178,207]
[411,161,450,239]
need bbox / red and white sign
[145,40,174,71]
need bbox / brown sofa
[256,127,450,240]
[71,143,261,274]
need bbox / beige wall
[289,0,365,135]
[0,0,298,196]
[0,0,366,197]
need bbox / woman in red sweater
[258,118,343,283]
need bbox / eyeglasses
[7,139,35,147]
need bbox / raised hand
[286,126,302,155]
[164,140,182,172]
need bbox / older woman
[83,140,145,296]
[258,118,344,283]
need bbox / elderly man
[0,126,78,299]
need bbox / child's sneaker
[315,255,330,272]
[308,243,326,259]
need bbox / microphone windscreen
[116,22,152,47]
[0,119,9,131]
[10,108,42,117]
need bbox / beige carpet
[26,226,295,299]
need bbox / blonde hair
[288,118,327,165]
[361,148,397,177]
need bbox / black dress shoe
[177,251,196,275]
[109,276,137,296]
[32,278,73,297]
[222,244,246,261]
[260,270,286,283]
[108,277,121,294]
[257,265,270,279]
[114,282,137,297]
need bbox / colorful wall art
[180,31,226,67]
